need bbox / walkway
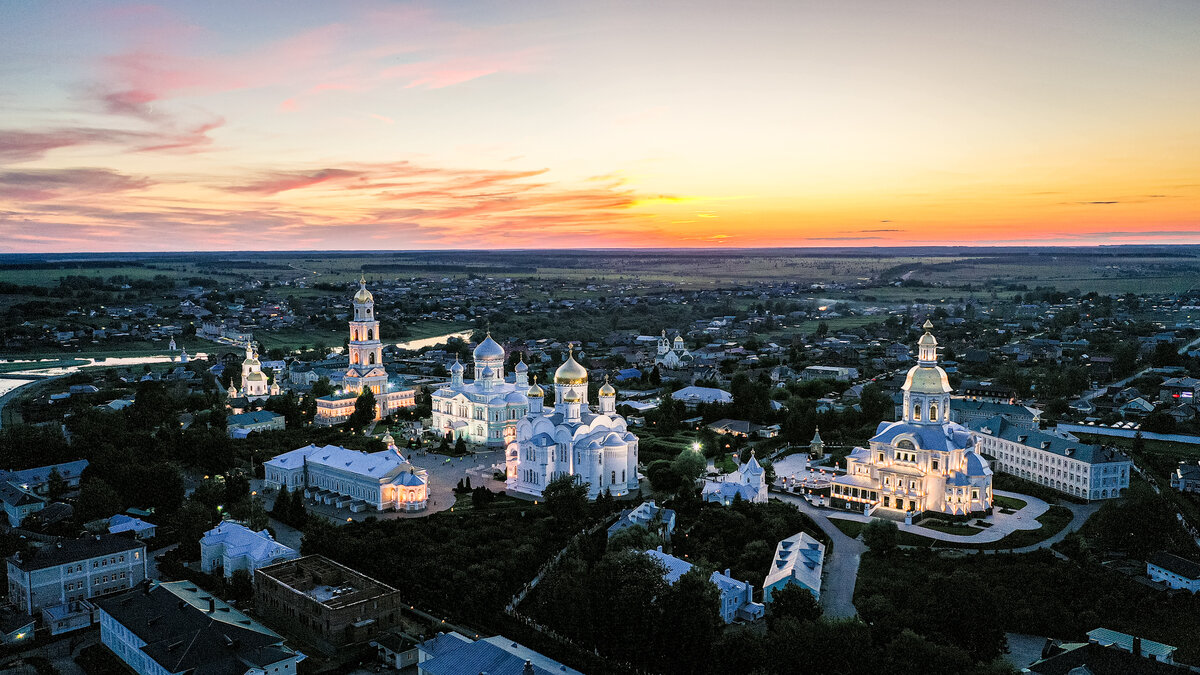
[817,490,1051,545]
[773,489,1102,618]
[772,492,866,619]
[1009,500,1102,554]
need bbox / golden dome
[527,376,545,398]
[554,346,588,385]
[598,376,616,397]
[354,276,374,304]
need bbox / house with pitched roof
[644,547,764,624]
[763,532,825,602]
[200,522,297,579]
[98,580,302,675]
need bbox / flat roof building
[254,555,403,654]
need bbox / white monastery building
[200,522,298,579]
[431,334,530,446]
[968,415,1130,500]
[654,330,693,369]
[315,278,416,425]
[264,438,429,512]
[229,342,275,401]
[702,451,769,504]
[831,321,994,516]
[506,347,640,500]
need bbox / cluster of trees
[527,547,725,673]
[269,485,309,529]
[1069,480,1195,559]
[301,507,570,621]
[857,545,1200,667]
[672,499,824,582]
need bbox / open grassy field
[5,248,1198,295]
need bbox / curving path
[773,489,1101,618]
[773,492,866,619]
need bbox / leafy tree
[671,448,707,483]
[348,389,377,428]
[288,488,308,528]
[658,567,723,673]
[607,524,662,552]
[311,377,334,398]
[271,485,292,522]
[77,478,123,522]
[862,518,899,554]
[228,568,254,602]
[174,499,217,560]
[646,460,682,492]
[471,486,495,509]
[46,467,68,500]
[543,475,589,525]
[767,583,822,629]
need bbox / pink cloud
[0,168,153,202]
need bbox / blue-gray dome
[473,334,505,361]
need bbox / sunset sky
[1,0,1198,252]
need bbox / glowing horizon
[1,1,1198,253]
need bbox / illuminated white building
[315,278,416,425]
[654,330,693,369]
[236,343,271,401]
[506,349,639,500]
[831,321,993,515]
[430,334,529,446]
[264,437,428,512]
[702,452,768,504]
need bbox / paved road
[773,492,866,619]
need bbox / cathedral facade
[831,321,993,516]
[430,334,529,446]
[654,330,693,369]
[506,348,640,500]
[315,278,416,426]
[230,342,274,402]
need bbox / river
[394,331,473,351]
[0,353,210,428]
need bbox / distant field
[0,265,177,286]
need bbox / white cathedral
[430,334,531,446]
[228,342,276,402]
[831,321,993,516]
[506,347,640,500]
[654,330,693,369]
[314,278,415,425]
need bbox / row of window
[65,571,127,590]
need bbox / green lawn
[919,520,984,536]
[993,494,1028,511]
[830,518,865,538]
[937,505,1073,551]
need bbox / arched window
[912,404,922,421]
[351,352,359,364]
[929,402,938,421]
[612,471,616,485]
[367,329,373,340]
[897,439,915,450]
[368,353,376,365]
[353,330,358,341]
